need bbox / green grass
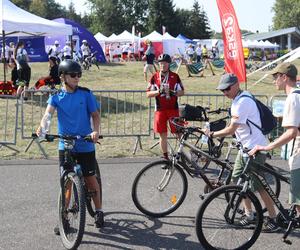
[0,59,299,159]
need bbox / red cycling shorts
[154,109,179,134]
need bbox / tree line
[11,0,211,39]
[11,0,300,39]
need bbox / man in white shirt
[250,62,300,218]
[81,40,91,61]
[48,40,61,63]
[206,73,279,232]
[62,41,72,60]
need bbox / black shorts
[59,150,98,176]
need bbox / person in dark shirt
[35,56,61,89]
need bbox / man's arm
[249,126,298,155]
[146,89,160,98]
[90,111,100,143]
[36,104,55,136]
[209,118,239,138]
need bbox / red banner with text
[216,0,246,83]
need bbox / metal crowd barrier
[0,89,283,158]
[0,94,19,153]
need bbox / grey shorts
[289,168,300,205]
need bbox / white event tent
[94,32,107,50]
[0,0,72,37]
[162,32,185,57]
[106,33,118,43]
[141,31,186,57]
[142,30,163,42]
[0,0,73,81]
[113,30,139,43]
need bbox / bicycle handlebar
[206,108,229,115]
[32,133,103,142]
[169,117,202,134]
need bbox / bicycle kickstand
[282,221,294,245]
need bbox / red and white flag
[216,0,246,83]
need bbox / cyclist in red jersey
[146,54,184,160]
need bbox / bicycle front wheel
[58,173,86,250]
[196,185,263,250]
[132,160,188,217]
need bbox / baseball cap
[54,40,59,45]
[270,62,298,78]
[216,73,238,90]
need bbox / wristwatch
[209,131,214,138]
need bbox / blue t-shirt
[48,87,99,152]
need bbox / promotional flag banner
[216,0,246,83]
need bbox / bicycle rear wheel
[58,173,86,250]
[196,185,263,250]
[132,160,188,217]
[86,161,102,218]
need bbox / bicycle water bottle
[201,122,210,144]
[74,164,83,177]
[40,113,52,138]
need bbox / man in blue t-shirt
[37,60,104,230]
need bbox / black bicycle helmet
[58,59,82,76]
[158,54,172,63]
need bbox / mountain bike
[131,118,281,218]
[195,150,292,250]
[82,51,99,70]
[32,133,102,250]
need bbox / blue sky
[59,0,275,33]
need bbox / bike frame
[170,124,233,192]
[235,154,297,244]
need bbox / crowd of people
[105,42,144,62]
[0,39,99,97]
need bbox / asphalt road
[0,157,299,250]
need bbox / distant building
[243,27,300,50]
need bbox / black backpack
[239,94,277,135]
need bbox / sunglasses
[221,85,231,92]
[67,72,82,78]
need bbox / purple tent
[45,18,106,63]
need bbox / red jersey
[146,71,184,111]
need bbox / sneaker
[239,214,256,226]
[95,211,104,228]
[262,217,280,233]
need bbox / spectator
[62,40,72,60]
[1,43,11,73]
[48,40,61,63]
[186,44,194,63]
[121,43,129,62]
[14,41,31,99]
[249,63,300,218]
[143,41,155,82]
[108,43,115,62]
[205,73,278,232]
[195,43,202,63]
[146,54,184,160]
[8,42,15,67]
[35,56,60,90]
[81,39,91,62]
